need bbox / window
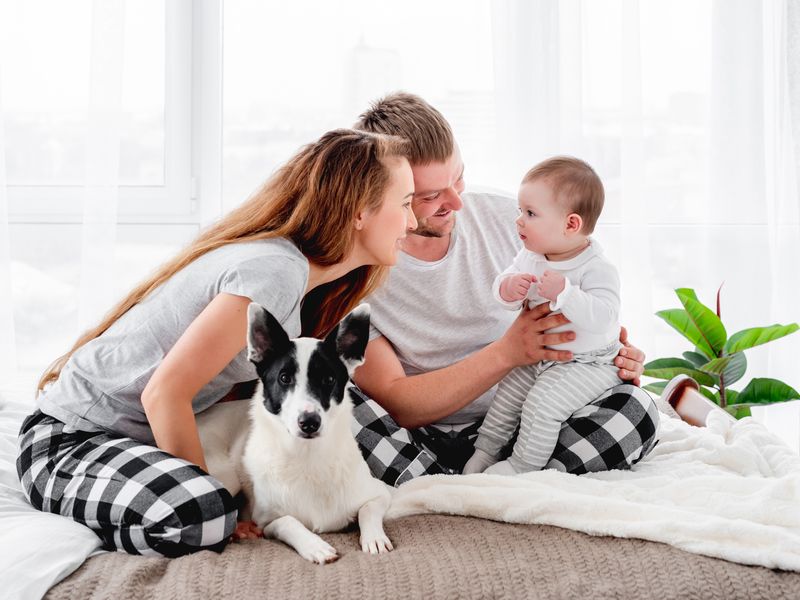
[3,0,192,222]
[221,0,495,211]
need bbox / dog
[196,302,393,564]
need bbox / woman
[16,129,417,557]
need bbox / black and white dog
[196,303,393,564]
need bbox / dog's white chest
[246,444,365,533]
[203,304,393,563]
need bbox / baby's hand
[536,270,566,301]
[499,273,536,302]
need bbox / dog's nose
[298,412,321,435]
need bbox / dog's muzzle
[297,411,321,438]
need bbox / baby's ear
[565,213,583,234]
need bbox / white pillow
[0,394,103,600]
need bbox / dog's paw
[297,535,339,565]
[361,532,394,555]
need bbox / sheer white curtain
[0,49,14,378]
[0,0,798,422]
[79,0,124,333]
[0,0,125,385]
[491,0,800,390]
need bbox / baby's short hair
[523,156,604,234]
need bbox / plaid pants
[350,383,659,487]
[16,411,237,557]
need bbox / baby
[463,156,622,476]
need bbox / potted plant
[642,287,799,418]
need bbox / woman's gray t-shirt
[37,237,308,444]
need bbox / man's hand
[499,273,536,302]
[494,302,575,368]
[616,326,645,385]
[536,270,565,301]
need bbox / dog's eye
[323,375,335,387]
[278,372,293,386]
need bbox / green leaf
[733,378,800,406]
[644,357,695,370]
[715,389,739,408]
[724,323,799,354]
[683,351,708,368]
[642,381,668,395]
[643,358,716,386]
[724,405,752,419]
[722,389,739,405]
[675,288,727,356]
[699,355,734,375]
[699,352,747,387]
[655,309,716,359]
[698,386,720,404]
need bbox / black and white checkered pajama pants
[350,383,660,487]
[16,411,237,557]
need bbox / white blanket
[388,411,800,572]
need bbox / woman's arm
[141,292,251,471]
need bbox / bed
[2,379,799,600]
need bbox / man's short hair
[354,92,454,165]
[523,156,605,234]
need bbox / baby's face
[515,179,583,256]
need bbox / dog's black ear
[247,303,291,365]
[323,303,370,376]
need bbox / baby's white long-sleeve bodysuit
[476,238,624,472]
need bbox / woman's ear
[565,213,583,234]
[354,211,365,231]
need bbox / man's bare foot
[232,520,263,540]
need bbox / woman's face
[356,157,417,266]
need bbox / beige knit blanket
[48,514,800,600]
[43,403,800,599]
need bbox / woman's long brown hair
[38,129,410,392]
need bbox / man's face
[408,146,465,238]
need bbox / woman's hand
[616,326,645,385]
[494,302,575,369]
[232,521,263,541]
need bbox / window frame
[5,0,222,225]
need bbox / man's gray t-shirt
[366,190,522,429]
[38,237,308,444]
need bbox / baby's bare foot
[483,460,519,476]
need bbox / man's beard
[411,223,445,238]
[411,213,455,238]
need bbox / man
[350,92,658,486]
